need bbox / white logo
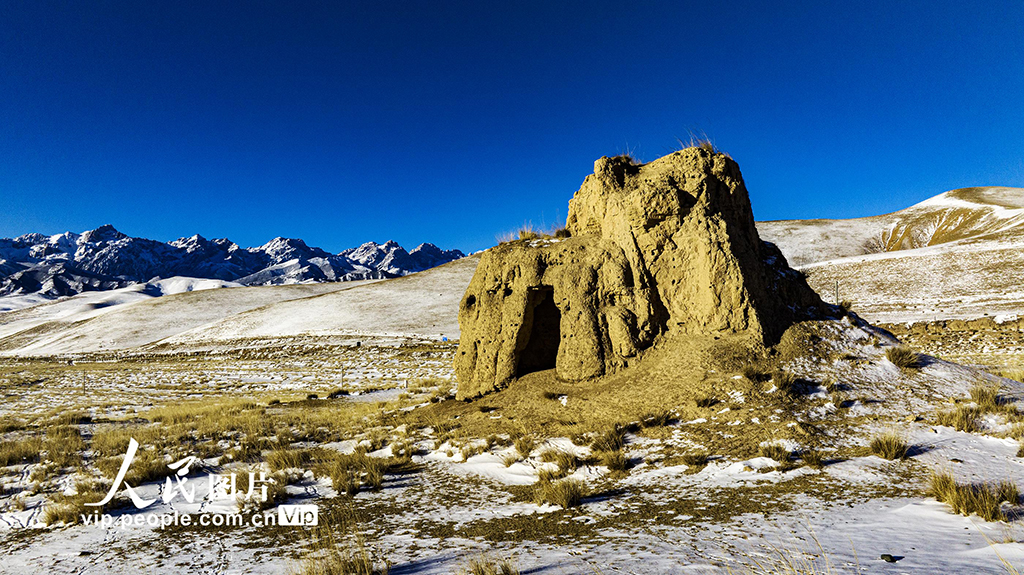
[80,437,317,529]
[87,438,272,509]
[278,505,319,526]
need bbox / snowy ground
[2,318,1024,574]
[0,255,476,357]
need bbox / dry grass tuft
[539,449,579,475]
[886,346,923,370]
[312,450,409,495]
[991,368,1024,384]
[590,426,626,452]
[461,556,520,575]
[929,471,1017,522]
[513,435,536,458]
[771,370,797,397]
[936,405,980,432]
[741,365,767,383]
[837,300,854,316]
[640,410,673,428]
[695,395,719,408]
[801,449,826,470]
[599,449,629,473]
[870,431,909,460]
[501,451,520,467]
[268,447,313,472]
[681,451,710,468]
[96,447,175,486]
[678,131,718,154]
[42,479,111,525]
[758,443,791,463]
[970,383,1010,413]
[0,436,44,467]
[44,425,85,469]
[294,529,390,575]
[534,478,585,509]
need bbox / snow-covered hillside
[0,224,464,301]
[0,255,478,356]
[757,186,1024,323]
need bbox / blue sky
[2,1,1022,253]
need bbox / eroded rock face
[455,149,824,399]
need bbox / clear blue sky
[2,1,1022,253]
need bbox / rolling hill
[757,187,1024,324]
[0,256,478,356]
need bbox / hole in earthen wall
[516,287,561,376]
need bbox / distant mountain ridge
[0,224,465,299]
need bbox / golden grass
[886,346,922,370]
[45,425,85,468]
[590,426,626,452]
[681,451,710,467]
[309,449,413,494]
[539,449,579,474]
[936,405,980,432]
[996,369,1024,384]
[599,449,629,473]
[513,435,536,458]
[460,443,484,461]
[41,479,111,525]
[734,536,847,574]
[677,131,718,154]
[237,469,290,513]
[404,330,825,467]
[90,425,165,458]
[801,449,826,470]
[268,447,314,471]
[759,444,791,463]
[0,417,27,433]
[869,432,908,460]
[771,370,797,397]
[0,435,44,467]
[95,447,174,486]
[970,383,1004,410]
[293,528,390,575]
[640,410,673,428]
[535,478,585,509]
[461,556,520,575]
[929,471,1017,522]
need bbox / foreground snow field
[1,315,1024,573]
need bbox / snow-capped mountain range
[0,225,465,298]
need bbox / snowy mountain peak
[80,224,127,244]
[170,234,210,253]
[0,227,464,299]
